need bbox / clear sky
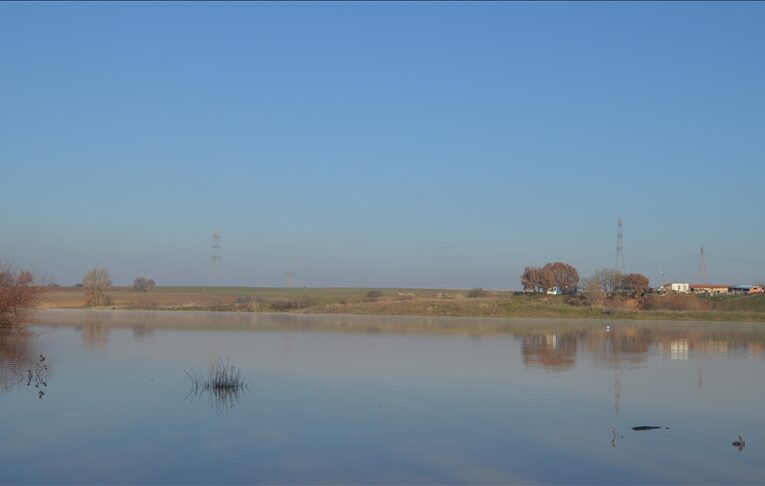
[1,2,764,288]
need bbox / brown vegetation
[0,261,41,327]
[33,285,765,322]
[82,268,112,306]
[640,293,712,311]
[467,287,487,298]
[580,269,651,310]
[133,277,156,292]
[521,262,579,293]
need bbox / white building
[661,282,690,293]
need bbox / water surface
[1,310,763,484]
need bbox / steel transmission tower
[698,245,708,283]
[615,217,625,272]
[285,270,296,288]
[211,232,221,286]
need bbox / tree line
[520,262,650,300]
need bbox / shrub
[467,288,487,298]
[133,277,156,292]
[270,295,314,311]
[366,290,383,299]
[640,293,711,311]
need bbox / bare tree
[621,273,650,297]
[0,261,41,327]
[133,277,156,292]
[580,275,606,308]
[521,267,538,292]
[83,268,112,306]
[593,269,623,296]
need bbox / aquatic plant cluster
[1,351,48,399]
[186,359,247,414]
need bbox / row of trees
[520,262,650,303]
[82,270,157,305]
[1,262,159,327]
[521,262,580,294]
[580,269,650,307]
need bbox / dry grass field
[36,286,765,322]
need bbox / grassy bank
[37,286,765,323]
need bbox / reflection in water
[6,312,765,484]
[732,435,746,451]
[0,329,33,390]
[0,330,49,398]
[185,359,248,415]
[79,313,110,349]
[26,354,48,398]
[186,382,247,415]
[131,323,154,341]
[521,333,577,371]
[518,324,765,372]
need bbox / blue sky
[1,2,764,287]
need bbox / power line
[225,234,584,253]
[707,254,765,266]
[624,255,697,269]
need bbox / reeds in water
[186,358,247,414]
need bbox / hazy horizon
[2,2,764,288]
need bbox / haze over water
[1,310,763,484]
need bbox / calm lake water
[2,310,764,484]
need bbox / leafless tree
[83,268,112,306]
[521,266,538,292]
[133,277,156,292]
[580,275,606,308]
[0,261,41,327]
[593,269,623,296]
[621,273,650,297]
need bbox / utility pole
[285,270,295,288]
[211,232,221,287]
[616,216,625,273]
[698,245,708,283]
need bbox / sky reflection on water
[1,310,763,484]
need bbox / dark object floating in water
[732,436,746,451]
[632,426,662,431]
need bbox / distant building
[660,282,690,293]
[546,287,561,295]
[690,284,729,295]
[729,285,765,295]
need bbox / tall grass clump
[186,359,247,414]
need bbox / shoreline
[35,286,765,324]
[32,307,765,328]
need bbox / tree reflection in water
[519,323,765,373]
[79,313,110,350]
[0,329,48,398]
[131,323,154,341]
